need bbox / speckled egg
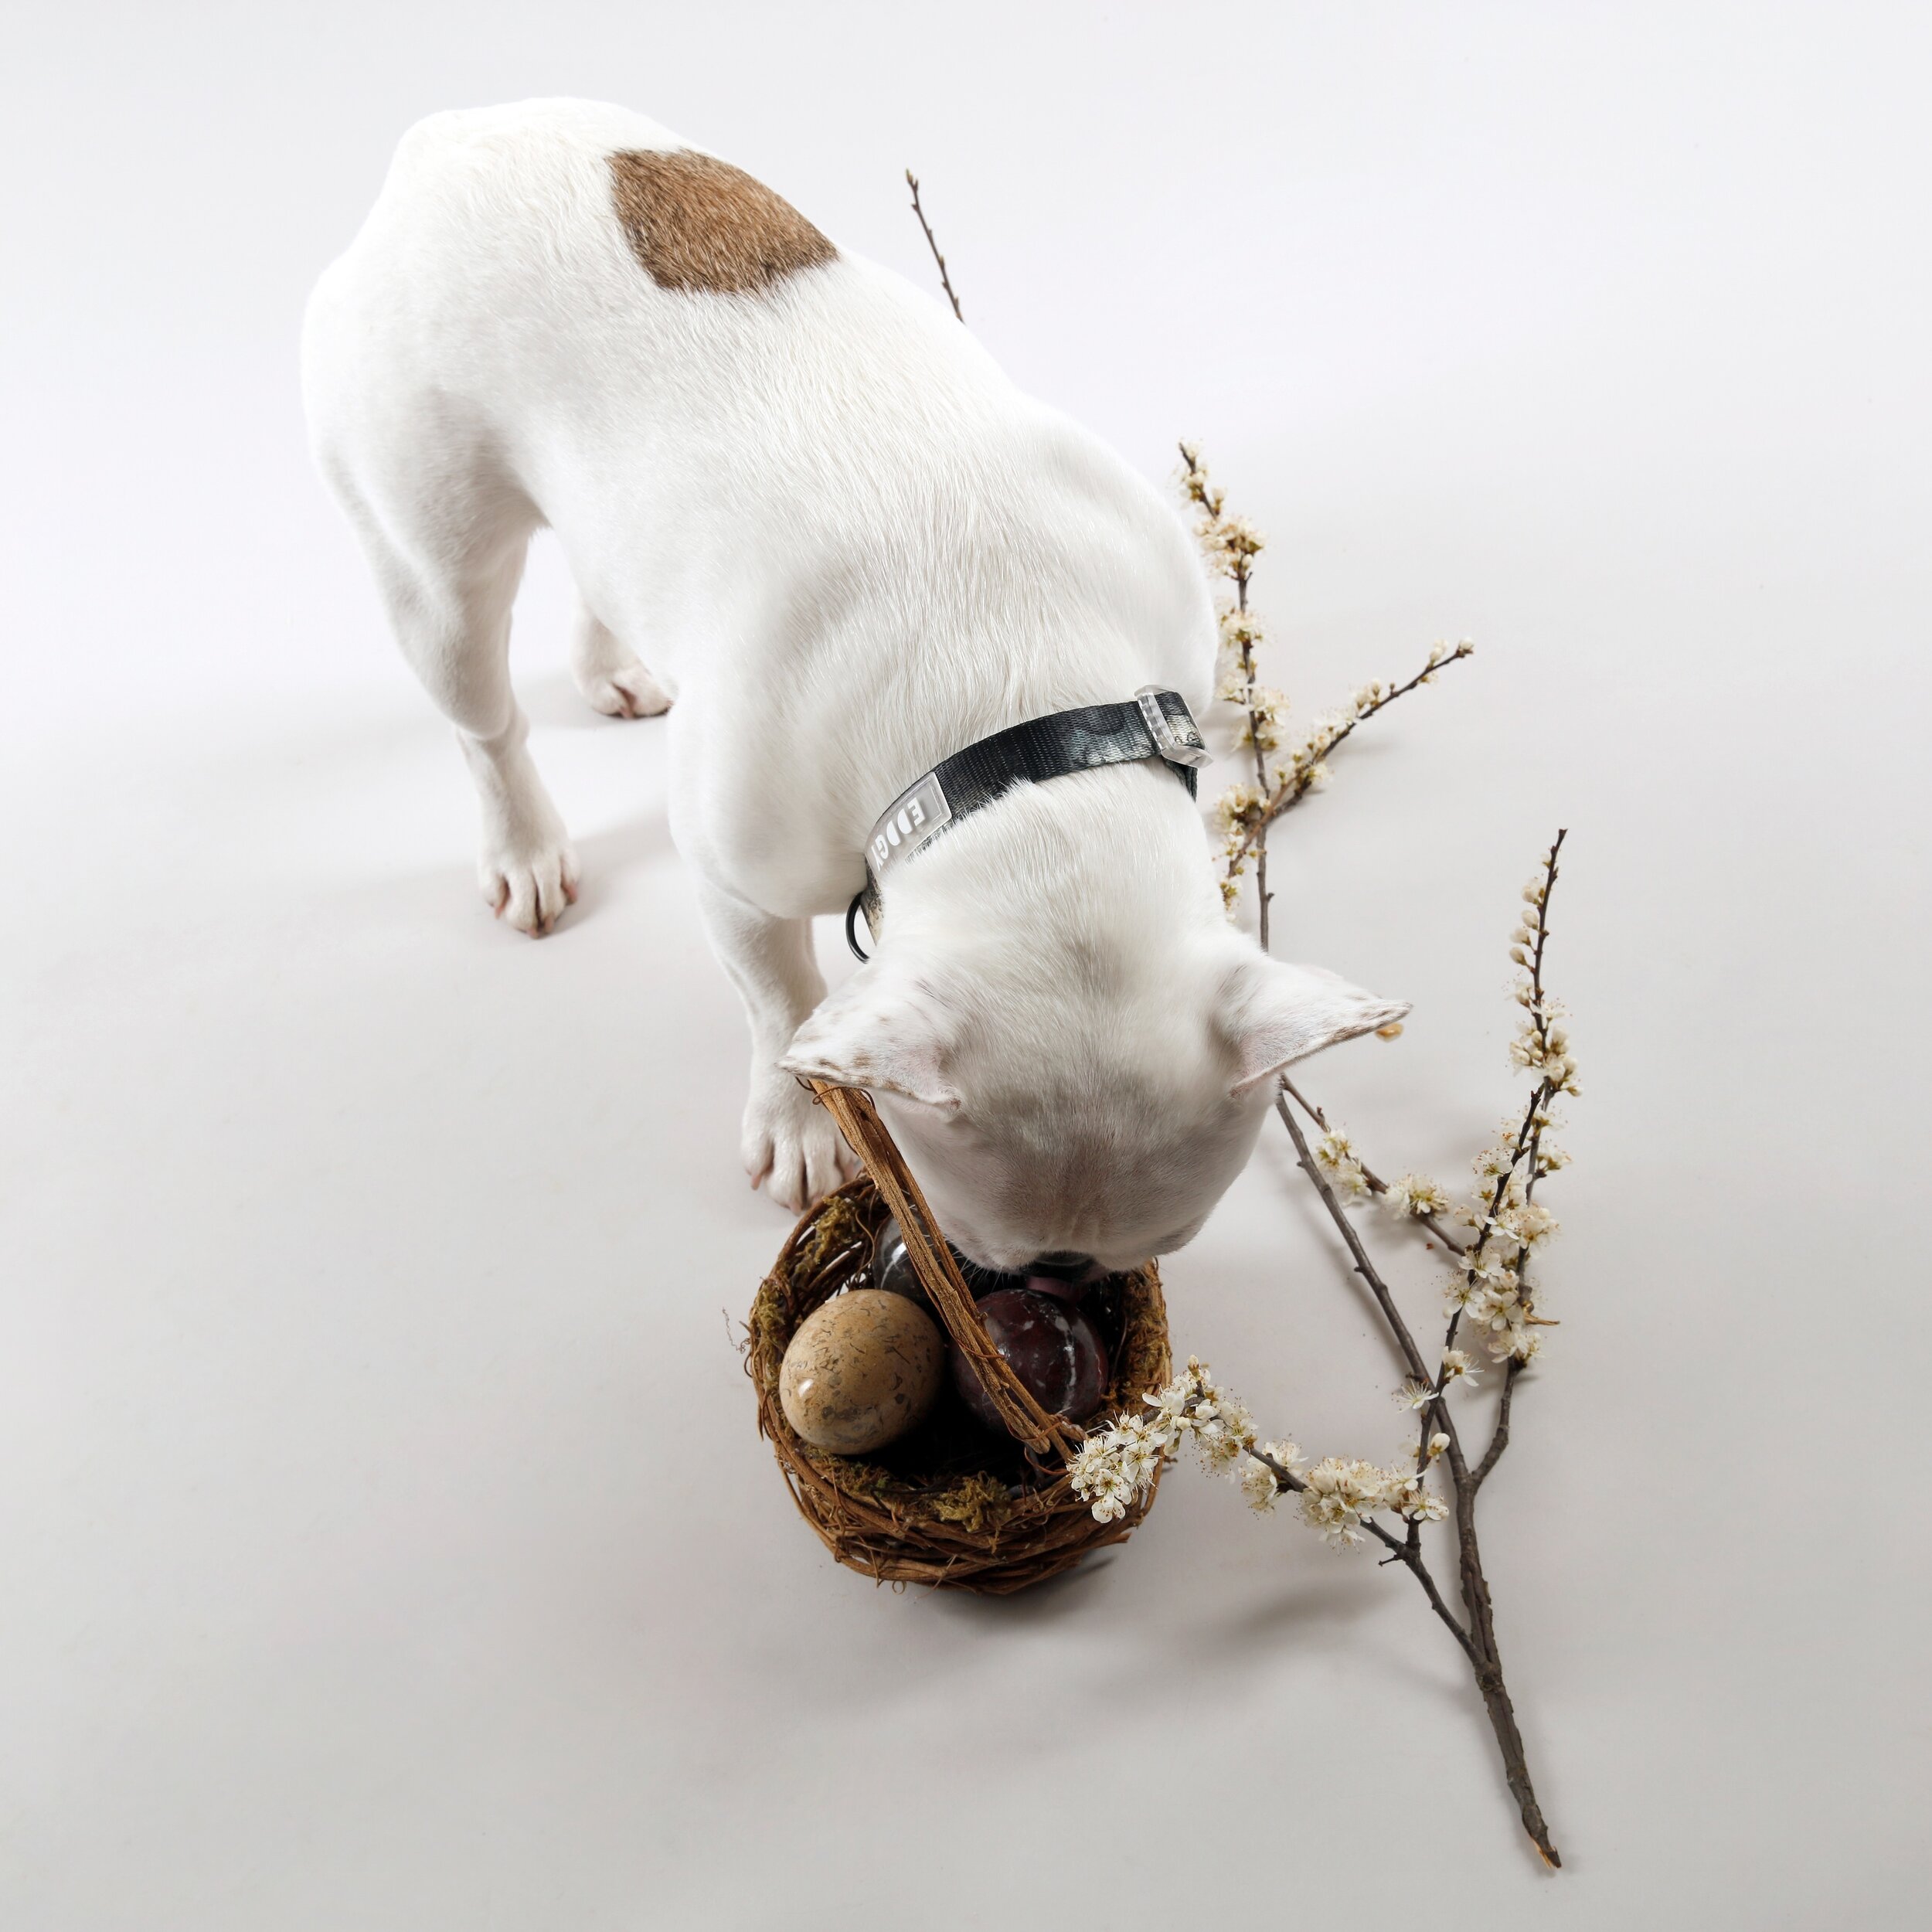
[779,1289,946,1454]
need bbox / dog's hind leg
[570,587,673,720]
[314,424,580,936]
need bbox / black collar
[846,686,1208,959]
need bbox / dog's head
[781,937,1406,1275]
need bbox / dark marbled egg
[952,1287,1108,1434]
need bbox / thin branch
[1224,641,1475,873]
[1389,1537,1489,1670]
[1472,1360,1523,1491]
[904,170,965,322]
[1444,828,1568,1466]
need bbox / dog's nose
[1026,1250,1099,1283]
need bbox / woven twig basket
[746,1081,1172,1594]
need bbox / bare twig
[905,170,965,322]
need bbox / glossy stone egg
[952,1287,1109,1434]
[870,1216,928,1307]
[780,1290,946,1454]
[871,1215,1026,1307]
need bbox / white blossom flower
[1232,686,1287,753]
[1384,1172,1449,1218]
[1439,1348,1480,1388]
[1313,1128,1370,1199]
[1398,1481,1450,1525]
[1494,1201,1559,1252]
[1067,1406,1179,1522]
[1190,1388,1257,1472]
[1472,1133,1521,1191]
[1213,781,1264,835]
[1198,512,1266,575]
[1395,1376,1436,1411]
[1176,446,1225,519]
[1296,1457,1392,1547]
[1238,1458,1281,1513]
[1218,604,1265,651]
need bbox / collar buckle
[1135,685,1212,768]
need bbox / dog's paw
[481,838,580,937]
[741,1072,855,1213]
[577,660,672,720]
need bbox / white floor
[4,5,1925,1927]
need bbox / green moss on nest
[923,1470,1014,1533]
[790,1193,866,1284]
[804,1453,1015,1535]
[1107,1282,1170,1411]
[748,1277,791,1376]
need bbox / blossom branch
[1264,847,1574,1866]
[1070,1362,1483,1674]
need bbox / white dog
[302,99,1405,1270]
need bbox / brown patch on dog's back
[607,148,836,294]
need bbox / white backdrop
[3,4,1925,1927]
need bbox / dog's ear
[1222,957,1410,1099]
[780,968,961,1111]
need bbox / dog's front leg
[690,874,855,1212]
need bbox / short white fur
[301,99,1406,1259]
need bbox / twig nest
[750,1164,1172,1594]
[779,1288,945,1454]
[953,1287,1107,1435]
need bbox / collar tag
[867,769,952,877]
